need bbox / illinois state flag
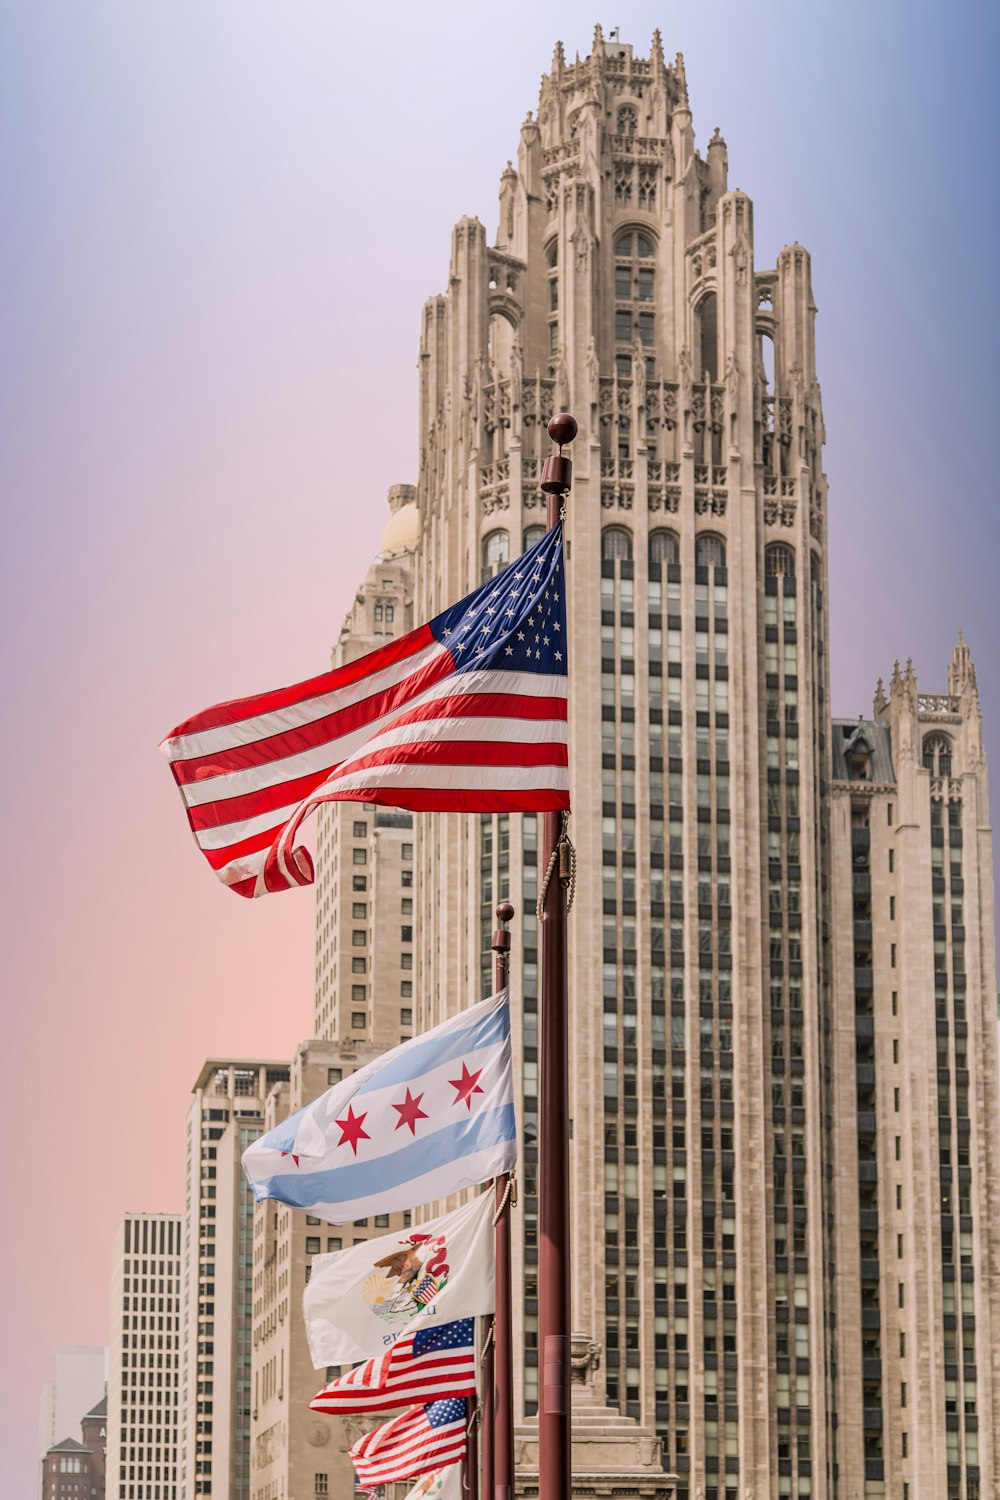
[350,1398,468,1486]
[401,1468,462,1500]
[303,1194,493,1366]
[160,523,568,898]
[242,991,514,1223]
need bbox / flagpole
[480,1318,494,1499]
[491,901,516,1500]
[538,413,577,1500]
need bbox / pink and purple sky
[3,0,998,1488]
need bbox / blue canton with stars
[412,1318,474,1358]
[425,1396,468,1428]
[430,524,567,678]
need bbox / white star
[514,571,523,580]
[543,636,550,645]
[553,621,561,631]
[443,627,451,637]
[534,634,540,644]
[505,645,514,656]
[517,632,525,641]
[535,649,542,660]
[555,651,563,661]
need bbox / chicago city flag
[303,1194,494,1366]
[160,523,568,898]
[310,1318,476,1414]
[350,1398,469,1487]
[242,991,514,1223]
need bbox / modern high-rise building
[38,1348,108,1497]
[181,1059,290,1500]
[401,24,1000,1500]
[107,1213,182,1500]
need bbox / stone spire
[948,631,976,696]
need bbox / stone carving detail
[307,1422,330,1447]
[254,1421,287,1468]
[570,1334,603,1384]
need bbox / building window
[351,1011,366,1030]
[523,525,546,552]
[614,231,656,367]
[695,533,726,569]
[765,543,795,578]
[481,529,510,583]
[351,984,365,1001]
[327,1069,342,1085]
[545,238,558,355]
[352,821,367,837]
[649,529,679,570]
[616,103,638,136]
[602,527,633,563]
[385,603,394,623]
[352,848,367,865]
[351,958,366,974]
[922,733,952,778]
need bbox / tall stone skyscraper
[405,25,1000,1500]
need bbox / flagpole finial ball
[548,413,578,447]
[496,901,515,925]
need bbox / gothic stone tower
[412,27,829,1500]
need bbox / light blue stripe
[351,999,509,1096]
[252,1101,516,1209]
[262,1102,309,1155]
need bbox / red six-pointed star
[335,1105,370,1155]
[280,1151,300,1167]
[449,1061,485,1111]
[392,1088,429,1137]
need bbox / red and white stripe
[350,1403,468,1486]
[310,1334,476,1415]
[160,624,568,899]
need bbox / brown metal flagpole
[537,414,577,1500]
[491,902,516,1500]
[480,1318,494,1499]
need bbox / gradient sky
[2,0,999,1488]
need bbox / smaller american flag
[350,1397,468,1486]
[353,1480,383,1499]
[311,1320,476,1415]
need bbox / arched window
[616,104,638,137]
[696,533,726,569]
[545,240,559,356]
[765,544,795,578]
[694,291,719,383]
[523,525,546,553]
[649,529,680,569]
[614,231,656,376]
[481,529,509,583]
[602,527,633,562]
[923,734,953,778]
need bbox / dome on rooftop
[379,500,420,557]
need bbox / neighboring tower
[249,1043,413,1500]
[41,1437,98,1500]
[413,27,828,1500]
[107,1213,182,1500]
[38,1347,107,1496]
[314,487,418,1047]
[80,1395,108,1495]
[180,1058,289,1500]
[829,643,1000,1500]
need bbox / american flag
[160,525,568,898]
[310,1320,476,1415]
[350,1397,468,1486]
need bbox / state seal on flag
[360,1232,450,1326]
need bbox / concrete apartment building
[181,1059,290,1500]
[107,1213,182,1500]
